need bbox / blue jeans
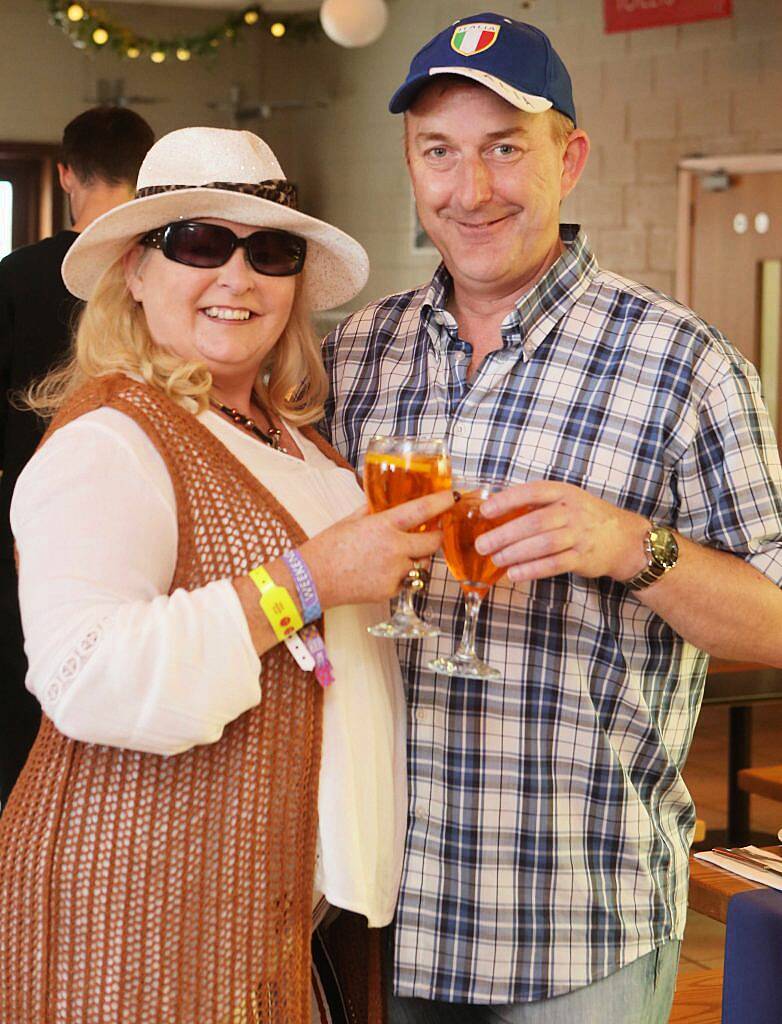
[386,941,681,1024]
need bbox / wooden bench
[669,968,723,1024]
[737,763,782,803]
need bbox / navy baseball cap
[388,13,576,126]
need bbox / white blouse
[11,405,406,928]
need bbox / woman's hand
[301,489,454,608]
[233,489,454,657]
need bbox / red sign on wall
[604,0,732,34]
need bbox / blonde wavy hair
[26,248,327,425]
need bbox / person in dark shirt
[0,106,154,807]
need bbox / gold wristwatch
[625,523,679,591]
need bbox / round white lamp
[319,0,389,48]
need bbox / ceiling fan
[84,78,166,108]
[206,84,326,127]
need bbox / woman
[0,126,451,1024]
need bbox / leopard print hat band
[135,180,299,210]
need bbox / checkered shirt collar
[420,223,598,360]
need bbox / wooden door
[0,144,64,257]
[0,159,42,253]
[678,156,782,439]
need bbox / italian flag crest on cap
[450,22,500,57]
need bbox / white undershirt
[11,405,406,927]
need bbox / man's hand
[476,480,650,583]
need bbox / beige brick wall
[293,0,782,321]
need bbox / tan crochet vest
[0,375,380,1024]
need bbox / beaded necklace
[209,398,288,453]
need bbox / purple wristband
[282,549,321,625]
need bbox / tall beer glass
[363,435,452,638]
[428,478,531,679]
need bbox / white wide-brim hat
[62,126,369,311]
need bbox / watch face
[649,527,678,570]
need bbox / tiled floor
[679,701,782,974]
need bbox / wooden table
[688,846,782,923]
[704,661,782,844]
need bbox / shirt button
[45,679,62,705]
[415,804,427,821]
[453,424,465,435]
[415,708,429,723]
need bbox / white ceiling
[112,1,319,10]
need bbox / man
[323,13,782,1023]
[0,106,154,808]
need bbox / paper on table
[694,846,782,891]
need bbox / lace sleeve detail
[41,623,105,710]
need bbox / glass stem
[395,577,418,618]
[456,592,483,660]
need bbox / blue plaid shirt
[322,226,782,1004]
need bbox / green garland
[41,1,324,62]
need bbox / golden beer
[364,451,452,530]
[442,490,533,595]
[362,435,451,639]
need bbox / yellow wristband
[248,565,303,642]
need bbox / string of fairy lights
[41,1,324,63]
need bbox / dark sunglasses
[141,220,307,277]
